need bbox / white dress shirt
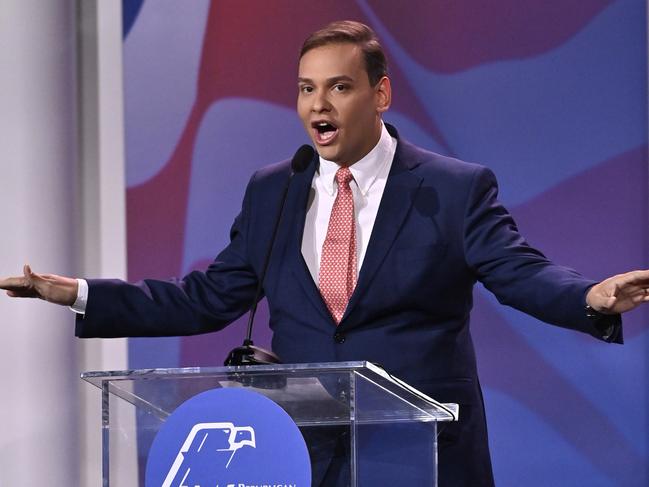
[301,123,397,285]
[72,123,397,313]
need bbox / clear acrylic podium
[82,361,458,486]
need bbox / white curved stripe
[182,99,309,273]
[124,0,210,187]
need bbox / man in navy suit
[2,21,649,486]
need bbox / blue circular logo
[145,388,311,486]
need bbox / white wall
[0,1,129,484]
[0,0,80,484]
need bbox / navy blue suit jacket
[76,126,620,486]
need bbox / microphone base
[224,344,282,366]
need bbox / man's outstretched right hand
[0,264,78,306]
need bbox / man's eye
[300,86,313,94]
[333,84,347,92]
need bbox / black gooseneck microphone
[224,144,315,366]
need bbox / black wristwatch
[585,305,621,342]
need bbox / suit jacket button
[334,332,345,344]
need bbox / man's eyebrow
[328,75,354,83]
[297,75,355,84]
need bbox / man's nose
[311,91,331,112]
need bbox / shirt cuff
[69,278,88,315]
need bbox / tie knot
[335,167,353,187]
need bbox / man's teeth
[314,123,337,143]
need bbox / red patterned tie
[319,167,357,324]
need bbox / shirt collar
[318,123,395,196]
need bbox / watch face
[584,306,621,342]
[585,305,600,319]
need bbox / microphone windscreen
[291,145,315,173]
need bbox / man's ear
[375,76,392,114]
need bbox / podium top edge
[81,360,458,421]
[80,360,376,381]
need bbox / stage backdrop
[122,1,648,485]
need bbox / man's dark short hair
[300,20,388,86]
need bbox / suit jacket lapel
[341,138,424,325]
[285,131,426,327]
[287,158,334,323]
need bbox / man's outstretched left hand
[586,270,649,314]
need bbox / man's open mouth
[311,121,339,145]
